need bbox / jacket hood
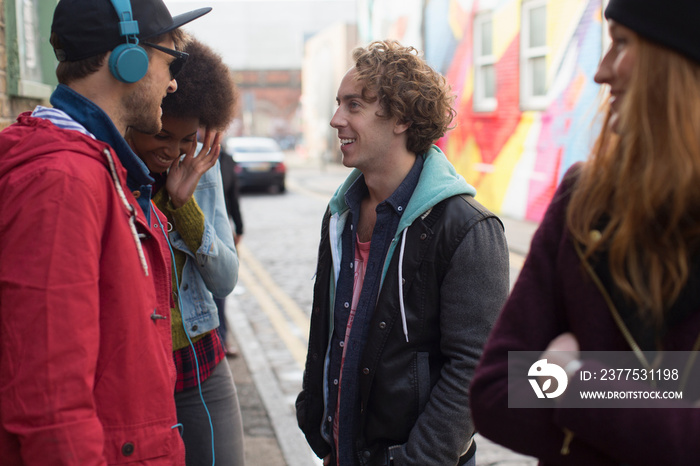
[326,145,477,295]
[0,112,115,180]
[0,112,152,275]
[329,145,476,229]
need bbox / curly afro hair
[161,38,237,130]
[352,40,456,155]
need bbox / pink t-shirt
[333,235,371,461]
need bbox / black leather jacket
[296,194,509,465]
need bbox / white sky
[163,0,357,69]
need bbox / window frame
[4,0,57,99]
[473,11,497,112]
[601,0,611,54]
[520,0,549,110]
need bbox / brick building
[0,1,305,145]
[351,0,609,221]
[163,0,358,147]
[423,0,608,222]
[230,69,301,143]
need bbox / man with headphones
[0,1,211,464]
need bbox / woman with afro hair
[127,37,244,466]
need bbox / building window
[5,0,57,99]
[520,0,548,109]
[474,12,496,112]
[601,0,611,53]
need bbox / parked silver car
[225,137,286,193]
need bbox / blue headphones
[108,0,149,83]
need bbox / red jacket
[0,114,185,465]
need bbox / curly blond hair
[352,40,455,155]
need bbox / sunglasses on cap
[142,42,189,79]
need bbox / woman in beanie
[127,37,245,466]
[470,0,700,464]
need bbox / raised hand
[166,128,222,209]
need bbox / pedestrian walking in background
[296,40,509,466]
[220,148,245,246]
[0,0,209,464]
[126,38,245,466]
[470,1,700,464]
[216,146,245,356]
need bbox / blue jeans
[175,358,245,466]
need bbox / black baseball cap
[51,0,211,62]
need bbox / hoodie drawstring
[398,228,409,342]
[103,148,149,276]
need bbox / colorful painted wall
[424,0,605,221]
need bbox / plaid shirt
[173,330,225,392]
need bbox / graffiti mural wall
[421,0,606,221]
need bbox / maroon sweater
[470,166,700,465]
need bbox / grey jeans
[175,358,245,466]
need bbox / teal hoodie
[326,144,477,301]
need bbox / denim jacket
[169,159,238,338]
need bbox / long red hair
[567,36,700,322]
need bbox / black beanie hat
[605,0,700,64]
[51,0,211,62]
